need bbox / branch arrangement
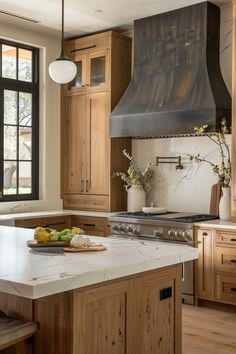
[113,150,154,192]
[188,118,231,188]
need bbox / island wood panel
[34,293,73,354]
[133,265,182,354]
[72,280,133,354]
[232,0,236,221]
[0,264,182,354]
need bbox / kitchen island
[0,226,198,354]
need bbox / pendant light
[49,0,77,84]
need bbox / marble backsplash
[132,135,231,213]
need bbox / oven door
[182,260,195,305]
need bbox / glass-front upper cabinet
[66,50,109,95]
[67,54,87,94]
[87,50,109,92]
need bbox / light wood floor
[182,304,236,354]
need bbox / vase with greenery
[113,150,154,211]
[189,118,231,219]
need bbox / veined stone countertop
[0,209,117,226]
[0,226,198,300]
[195,219,236,230]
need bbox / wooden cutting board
[63,245,106,252]
[27,240,70,248]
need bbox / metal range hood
[110,2,231,138]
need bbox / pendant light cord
[61,0,64,52]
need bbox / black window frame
[0,38,39,202]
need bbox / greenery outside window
[0,39,39,201]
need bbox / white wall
[131,3,233,213]
[0,21,62,213]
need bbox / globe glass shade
[49,59,77,84]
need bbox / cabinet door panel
[73,281,132,354]
[66,54,87,95]
[134,266,181,354]
[64,95,86,194]
[197,229,213,300]
[86,92,109,195]
[87,50,110,93]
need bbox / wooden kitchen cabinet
[15,215,71,230]
[71,215,109,237]
[196,226,236,305]
[196,228,214,300]
[0,264,182,354]
[214,229,236,304]
[133,266,181,354]
[61,31,132,211]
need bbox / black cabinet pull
[231,259,236,263]
[84,223,96,227]
[230,239,236,242]
[230,287,236,292]
[71,44,96,53]
[202,232,208,236]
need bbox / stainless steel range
[109,211,218,305]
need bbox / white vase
[126,185,145,212]
[219,187,231,221]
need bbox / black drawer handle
[71,44,96,53]
[230,239,236,242]
[230,288,236,292]
[230,259,236,263]
[202,232,208,236]
[84,223,96,227]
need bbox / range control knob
[182,231,186,238]
[119,225,125,232]
[126,226,133,233]
[168,230,174,237]
[113,224,119,231]
[133,228,140,235]
[174,230,179,237]
[154,229,162,237]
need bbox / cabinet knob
[202,232,208,236]
[86,84,90,86]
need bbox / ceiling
[0,0,231,39]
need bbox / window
[0,39,39,201]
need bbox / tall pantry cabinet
[61,31,132,211]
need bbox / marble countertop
[195,219,236,230]
[0,226,198,300]
[0,209,117,226]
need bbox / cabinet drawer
[215,273,236,304]
[216,231,236,247]
[15,216,71,231]
[71,216,108,237]
[63,194,109,211]
[215,247,236,273]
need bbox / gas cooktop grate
[116,212,218,223]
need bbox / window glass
[4,90,17,124]
[18,48,32,82]
[2,45,17,79]
[0,40,38,201]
